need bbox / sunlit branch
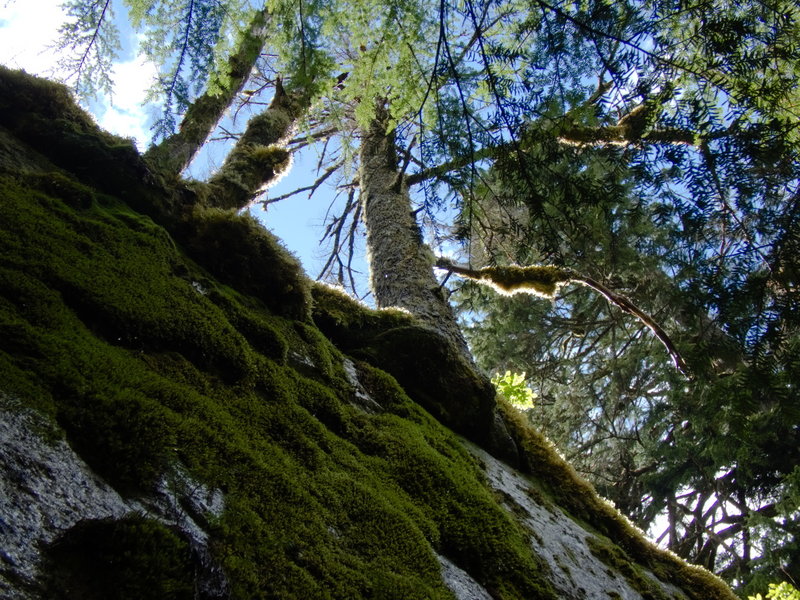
[437,258,691,376]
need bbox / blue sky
[0,0,367,292]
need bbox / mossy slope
[0,66,735,600]
[0,67,555,599]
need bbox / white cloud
[0,0,67,76]
[1,2,158,150]
[97,53,159,150]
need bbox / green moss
[312,283,498,442]
[207,143,292,209]
[43,516,196,600]
[0,66,98,132]
[311,281,414,342]
[0,68,729,600]
[21,171,96,209]
[475,265,572,298]
[0,67,176,221]
[0,161,558,596]
[181,206,311,320]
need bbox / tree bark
[145,7,271,176]
[358,103,471,357]
[206,80,310,210]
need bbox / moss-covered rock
[0,67,736,600]
[43,516,197,600]
[312,284,498,445]
[179,205,311,320]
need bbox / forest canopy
[27,0,800,595]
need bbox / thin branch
[262,160,343,205]
[570,273,691,377]
[68,0,113,82]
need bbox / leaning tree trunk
[357,103,518,462]
[145,7,272,177]
[358,103,471,357]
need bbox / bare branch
[262,160,343,206]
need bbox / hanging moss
[471,265,572,298]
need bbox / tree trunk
[358,103,470,356]
[145,7,272,176]
[356,104,518,461]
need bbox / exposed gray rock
[467,442,688,600]
[342,357,383,412]
[0,402,130,599]
[0,396,227,599]
[438,554,494,600]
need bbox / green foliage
[53,0,121,98]
[125,0,247,137]
[442,2,800,593]
[749,582,800,600]
[491,370,535,409]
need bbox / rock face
[0,66,736,600]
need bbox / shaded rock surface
[0,399,227,600]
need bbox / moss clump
[208,144,292,210]
[205,287,290,364]
[0,67,174,220]
[352,325,497,441]
[181,206,311,320]
[474,265,571,298]
[43,516,196,600]
[21,171,96,209]
[312,284,497,442]
[311,282,414,344]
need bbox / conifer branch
[405,119,701,187]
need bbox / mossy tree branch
[436,258,691,377]
[206,79,312,210]
[405,108,701,188]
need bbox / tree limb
[145,6,271,176]
[436,258,691,377]
[206,79,312,209]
